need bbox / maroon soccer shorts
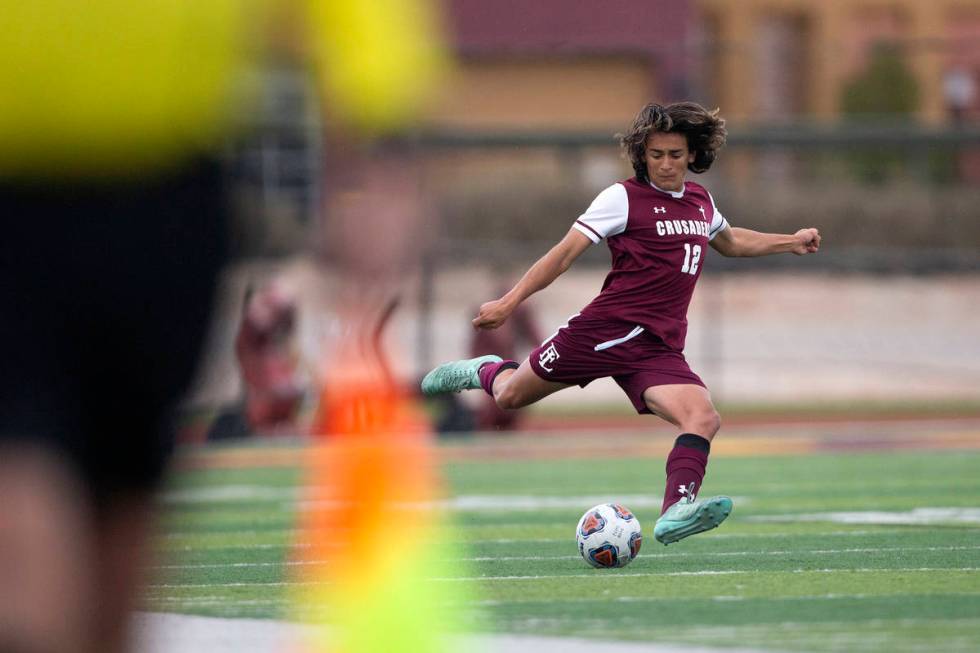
[527,314,705,414]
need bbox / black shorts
[0,158,227,507]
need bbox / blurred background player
[436,278,543,434]
[422,101,821,545]
[235,281,305,435]
[206,280,306,441]
[468,279,543,431]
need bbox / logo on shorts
[538,342,560,372]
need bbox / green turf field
[147,436,980,652]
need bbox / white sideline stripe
[146,567,980,588]
[133,612,773,653]
[594,326,645,351]
[749,507,980,525]
[150,545,980,570]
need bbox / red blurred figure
[235,281,305,433]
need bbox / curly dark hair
[619,102,727,183]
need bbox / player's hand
[792,228,821,255]
[472,299,513,330]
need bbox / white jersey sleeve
[573,183,628,244]
[706,190,729,241]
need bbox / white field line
[161,472,980,507]
[161,488,755,512]
[148,591,980,606]
[164,542,307,550]
[157,527,980,550]
[146,592,980,613]
[429,567,980,582]
[470,591,980,606]
[748,507,980,525]
[133,612,778,653]
[150,598,286,605]
[149,545,980,570]
[459,544,980,562]
[146,567,980,588]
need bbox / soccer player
[235,281,305,434]
[422,102,821,545]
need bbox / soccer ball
[575,503,642,568]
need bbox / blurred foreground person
[0,165,228,653]
[0,3,243,652]
[2,0,450,651]
[423,102,821,545]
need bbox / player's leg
[643,382,721,440]
[642,383,732,545]
[422,314,600,408]
[489,358,569,409]
[643,383,720,509]
[421,354,568,408]
[420,354,508,395]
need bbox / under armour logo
[538,343,560,372]
[678,482,697,500]
[653,206,666,214]
[698,205,706,219]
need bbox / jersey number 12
[681,243,702,275]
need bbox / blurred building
[693,0,980,124]
[432,0,980,128]
[227,0,980,261]
[436,0,694,132]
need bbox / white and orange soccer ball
[575,503,643,568]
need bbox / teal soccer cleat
[420,355,503,396]
[653,495,733,545]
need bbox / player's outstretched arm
[473,228,591,330]
[710,226,820,258]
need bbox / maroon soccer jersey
[573,178,729,351]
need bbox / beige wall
[426,57,655,130]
